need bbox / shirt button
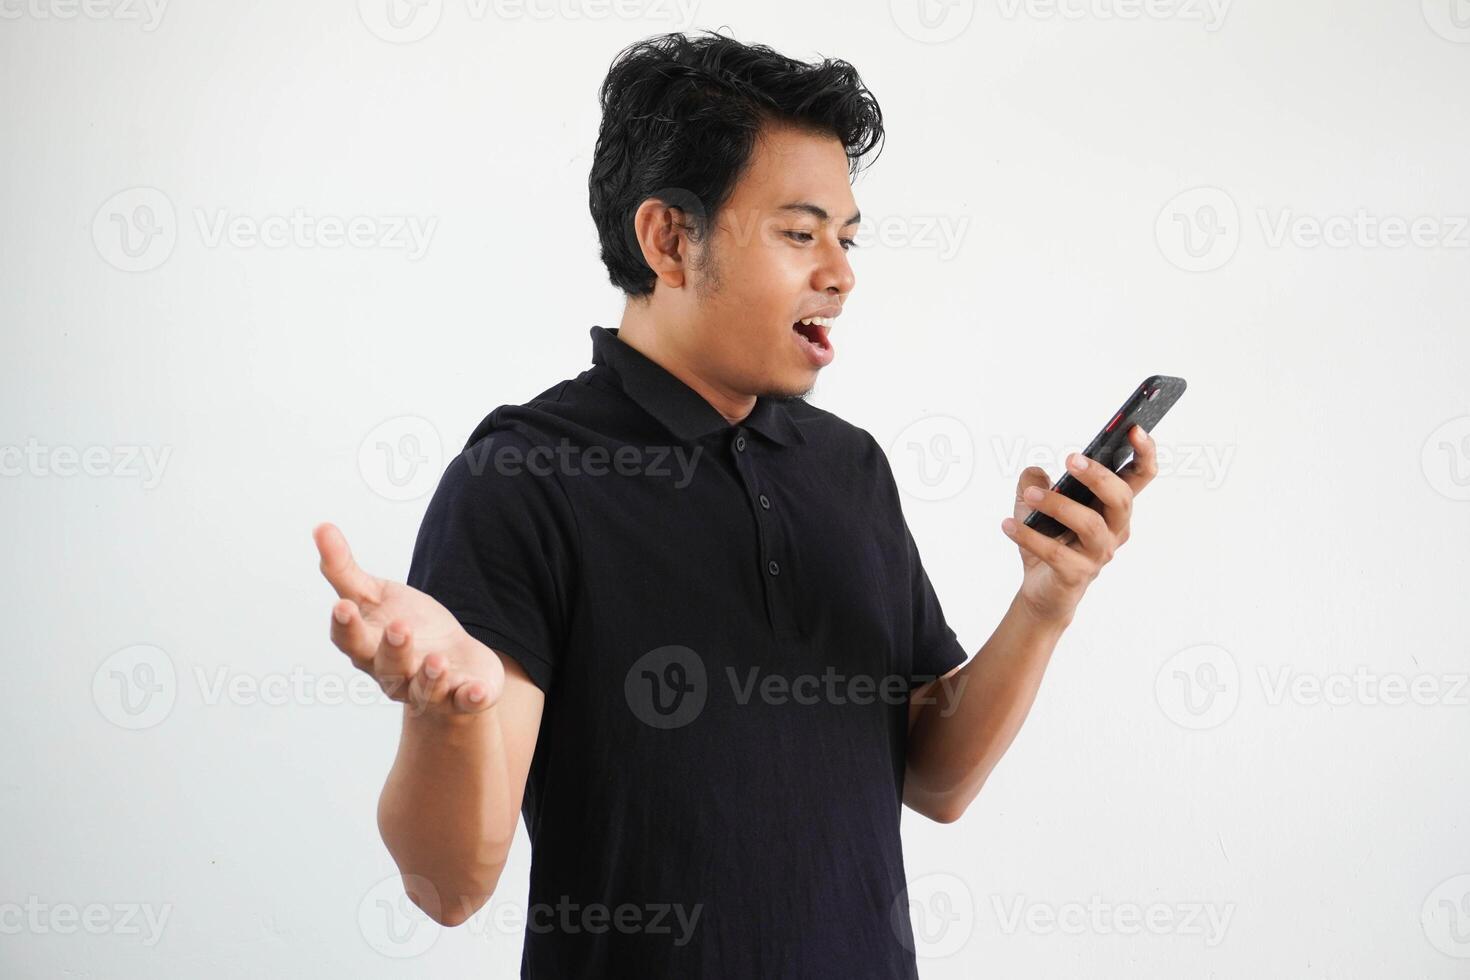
[759,493,770,509]
[735,434,746,452]
[767,559,780,576]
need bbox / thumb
[1013,466,1052,522]
[314,521,380,603]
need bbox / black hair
[587,29,885,298]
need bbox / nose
[814,242,855,297]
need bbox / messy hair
[587,30,885,298]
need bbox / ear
[631,197,693,290]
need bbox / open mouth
[791,318,831,350]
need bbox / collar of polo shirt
[590,326,806,448]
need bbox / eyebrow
[777,202,862,227]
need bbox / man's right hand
[314,521,506,718]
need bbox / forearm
[904,590,1069,822]
[377,705,519,925]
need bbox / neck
[616,307,755,426]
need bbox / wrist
[402,699,497,742]
[1011,590,1074,639]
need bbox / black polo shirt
[406,325,969,978]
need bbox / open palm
[314,522,505,716]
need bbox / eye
[785,231,859,251]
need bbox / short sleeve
[405,428,579,692]
[902,518,970,686]
[863,431,969,687]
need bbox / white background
[3,0,1468,976]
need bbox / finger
[314,522,383,604]
[1117,424,1159,494]
[372,619,419,701]
[329,599,378,669]
[406,653,452,719]
[1013,466,1053,523]
[1061,452,1133,537]
[1020,484,1113,560]
[450,677,495,714]
[1001,517,1093,584]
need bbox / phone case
[1021,375,1187,538]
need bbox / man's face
[675,123,859,399]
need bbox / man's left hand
[1001,424,1159,628]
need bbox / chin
[759,376,817,401]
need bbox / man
[314,29,1157,978]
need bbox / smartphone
[1021,375,1188,538]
